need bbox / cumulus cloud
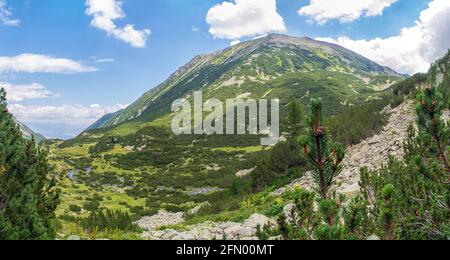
[299,0,397,24]
[10,103,127,127]
[0,82,58,102]
[0,0,20,26]
[0,54,96,74]
[206,0,286,40]
[85,0,151,48]
[316,0,450,75]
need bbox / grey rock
[67,235,81,240]
[244,213,274,229]
[367,234,381,241]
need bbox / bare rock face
[273,101,417,196]
[138,213,275,240]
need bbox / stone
[173,232,196,240]
[236,168,256,178]
[268,235,283,240]
[240,236,258,240]
[161,230,181,240]
[67,235,81,240]
[367,234,381,240]
[223,225,245,239]
[244,213,274,229]
[134,210,184,231]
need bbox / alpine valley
[29,34,448,240]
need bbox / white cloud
[0,54,96,74]
[206,0,286,40]
[0,82,57,102]
[230,40,241,46]
[9,103,127,127]
[96,58,115,63]
[299,0,397,24]
[0,0,20,26]
[85,0,151,48]
[316,0,450,75]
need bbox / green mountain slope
[89,34,402,130]
[85,109,124,131]
[52,34,406,226]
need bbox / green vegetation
[47,36,450,240]
[258,51,449,240]
[0,88,60,240]
[327,98,389,146]
[299,98,345,199]
[78,209,141,233]
[258,99,365,240]
[90,35,402,131]
[251,141,306,192]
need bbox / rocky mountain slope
[272,101,416,196]
[16,120,45,143]
[88,34,403,130]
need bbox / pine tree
[258,99,367,240]
[360,53,450,240]
[299,98,345,199]
[0,88,60,240]
[415,65,450,177]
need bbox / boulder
[244,213,274,229]
[367,234,381,241]
[67,235,81,240]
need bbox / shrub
[78,209,141,232]
[69,205,82,213]
[327,98,389,146]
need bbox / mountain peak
[85,34,403,131]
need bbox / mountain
[53,34,406,228]
[85,109,124,131]
[16,121,46,143]
[88,34,403,130]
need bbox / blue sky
[0,0,448,139]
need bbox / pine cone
[314,127,325,138]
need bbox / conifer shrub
[0,88,60,240]
[78,209,141,232]
[326,98,390,146]
[359,55,450,240]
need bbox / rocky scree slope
[273,101,417,196]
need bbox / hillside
[88,34,403,130]
[16,120,46,143]
[85,109,124,131]
[134,52,449,241]
[50,34,410,239]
